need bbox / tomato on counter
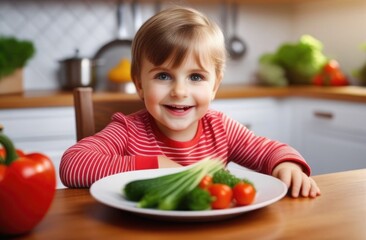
[0,129,56,236]
[312,60,349,86]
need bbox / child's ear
[211,75,223,100]
[133,78,144,100]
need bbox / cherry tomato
[208,183,233,209]
[312,74,323,86]
[329,71,348,86]
[312,60,348,86]
[233,182,256,206]
[199,175,213,189]
[323,60,340,74]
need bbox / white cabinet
[212,97,366,175]
[0,107,77,188]
[211,98,290,143]
[288,98,366,175]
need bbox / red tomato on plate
[199,175,213,189]
[233,182,256,206]
[208,183,233,209]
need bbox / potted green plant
[0,36,35,94]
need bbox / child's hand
[158,156,182,168]
[272,162,321,198]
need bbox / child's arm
[272,162,321,198]
[60,111,185,188]
[59,122,160,187]
[222,113,311,176]
[59,141,159,188]
[220,112,319,198]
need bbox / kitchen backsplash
[1,0,297,91]
[0,0,150,91]
[1,0,366,91]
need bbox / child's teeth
[168,105,191,111]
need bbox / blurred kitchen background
[1,0,366,91]
[1,0,366,188]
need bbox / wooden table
[16,169,366,240]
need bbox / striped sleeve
[221,113,311,176]
[59,113,159,188]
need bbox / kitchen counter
[1,85,366,109]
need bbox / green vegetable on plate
[123,158,224,211]
[213,169,242,187]
[179,187,213,211]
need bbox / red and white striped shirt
[60,109,310,188]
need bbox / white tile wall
[3,0,363,91]
[0,0,293,91]
[0,0,153,91]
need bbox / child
[60,7,320,198]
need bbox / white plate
[90,167,287,222]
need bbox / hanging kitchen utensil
[227,2,247,59]
[220,1,228,44]
[154,1,162,14]
[132,0,143,35]
[93,0,133,91]
[94,0,132,60]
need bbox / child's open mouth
[164,104,193,113]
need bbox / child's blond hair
[131,6,226,83]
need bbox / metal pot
[59,50,99,90]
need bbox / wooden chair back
[73,87,145,141]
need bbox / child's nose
[171,80,188,98]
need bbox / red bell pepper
[0,130,56,235]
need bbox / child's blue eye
[156,72,171,80]
[190,74,204,82]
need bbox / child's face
[136,52,221,141]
